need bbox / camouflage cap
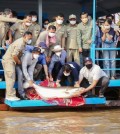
[4,8,12,15]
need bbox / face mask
[82,18,88,24]
[32,17,37,22]
[49,32,55,37]
[33,54,39,59]
[55,51,61,57]
[27,39,32,44]
[40,48,45,53]
[104,25,110,29]
[64,72,70,76]
[44,24,48,29]
[56,20,63,25]
[85,64,93,69]
[70,20,76,25]
[25,22,32,26]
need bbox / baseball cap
[38,42,47,49]
[84,57,92,63]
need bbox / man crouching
[16,47,41,100]
[79,57,109,97]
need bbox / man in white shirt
[79,57,109,97]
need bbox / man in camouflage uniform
[10,14,33,42]
[66,14,80,65]
[29,11,41,46]
[0,9,24,48]
[48,13,66,48]
[77,12,93,64]
[2,31,32,101]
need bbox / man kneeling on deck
[78,57,109,98]
[56,62,80,88]
[16,47,41,100]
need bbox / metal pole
[38,0,42,27]
[90,0,96,63]
[92,0,96,42]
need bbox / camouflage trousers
[67,49,80,65]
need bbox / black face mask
[85,64,93,69]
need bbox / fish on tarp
[33,84,83,100]
[23,82,85,106]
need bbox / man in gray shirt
[16,47,41,99]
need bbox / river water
[0,110,120,134]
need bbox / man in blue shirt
[34,42,49,80]
[56,62,81,87]
[49,45,67,81]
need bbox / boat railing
[90,43,120,87]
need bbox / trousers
[2,60,16,98]
[67,49,80,65]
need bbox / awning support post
[38,0,42,27]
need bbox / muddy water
[0,110,120,134]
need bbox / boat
[0,0,120,111]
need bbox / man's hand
[8,38,12,44]
[74,82,80,88]
[56,82,61,87]
[79,88,86,94]
[87,40,92,44]
[2,45,7,50]
[28,80,34,87]
[49,77,53,82]
[46,75,50,81]
[79,48,82,53]
[102,28,109,34]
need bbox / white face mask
[27,39,32,44]
[44,24,48,29]
[56,20,63,25]
[25,22,32,26]
[55,51,61,57]
[40,48,45,53]
[33,54,39,59]
[69,20,76,25]
[49,32,56,37]
[32,17,37,22]
[104,25,110,29]
[64,72,70,76]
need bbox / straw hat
[52,45,63,52]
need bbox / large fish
[33,84,83,99]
